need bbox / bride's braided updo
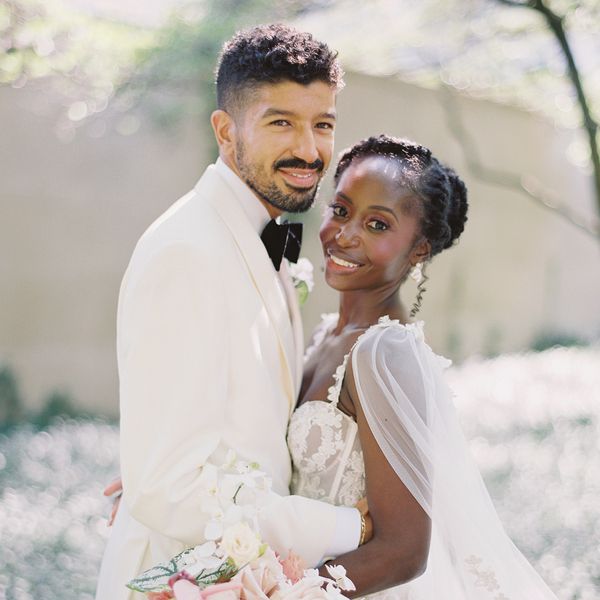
[333,134,469,314]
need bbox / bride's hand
[355,497,373,544]
[103,477,123,526]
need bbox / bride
[287,134,558,598]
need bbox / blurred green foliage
[0,0,332,139]
[29,391,86,429]
[0,364,95,431]
[296,0,600,128]
[0,365,24,428]
[4,0,599,148]
[114,0,332,135]
[0,0,154,105]
[530,330,589,351]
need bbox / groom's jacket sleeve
[117,242,359,566]
[119,243,228,547]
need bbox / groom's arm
[118,243,229,546]
[257,493,364,566]
[117,242,362,566]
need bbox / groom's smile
[275,157,324,191]
[215,80,337,218]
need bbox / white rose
[220,522,261,568]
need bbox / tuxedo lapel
[198,166,297,413]
[279,261,304,402]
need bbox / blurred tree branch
[110,0,325,139]
[441,84,600,239]
[495,0,600,226]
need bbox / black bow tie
[260,219,303,271]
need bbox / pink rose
[232,565,271,600]
[172,579,202,600]
[279,552,306,584]
[201,582,242,600]
[169,571,197,589]
[148,591,174,600]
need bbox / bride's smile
[320,154,429,297]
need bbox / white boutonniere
[288,257,314,306]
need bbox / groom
[96,25,367,600]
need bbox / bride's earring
[409,262,423,284]
[409,262,428,318]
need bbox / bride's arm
[321,328,433,595]
[322,366,431,595]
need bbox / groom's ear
[211,109,237,158]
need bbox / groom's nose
[292,127,319,164]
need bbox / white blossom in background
[0,345,599,599]
[446,345,600,600]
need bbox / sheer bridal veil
[351,320,557,599]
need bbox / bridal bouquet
[127,452,355,600]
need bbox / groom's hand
[103,477,123,526]
[356,497,373,544]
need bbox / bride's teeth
[330,254,359,268]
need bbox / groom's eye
[316,122,334,130]
[270,119,291,127]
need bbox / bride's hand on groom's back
[103,476,123,526]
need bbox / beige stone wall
[1,87,211,414]
[301,72,600,360]
[1,72,598,416]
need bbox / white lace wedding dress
[288,315,558,600]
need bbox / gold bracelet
[359,513,366,545]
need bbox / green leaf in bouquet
[196,558,238,586]
[127,553,182,593]
[128,549,240,593]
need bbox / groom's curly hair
[215,24,344,116]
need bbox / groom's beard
[236,142,323,214]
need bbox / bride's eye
[367,219,389,231]
[329,203,348,218]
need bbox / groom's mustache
[274,158,325,172]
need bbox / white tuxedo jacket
[96,163,353,600]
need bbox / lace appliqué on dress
[290,315,368,505]
[291,315,446,509]
[337,449,366,507]
[288,401,347,502]
[465,556,510,599]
